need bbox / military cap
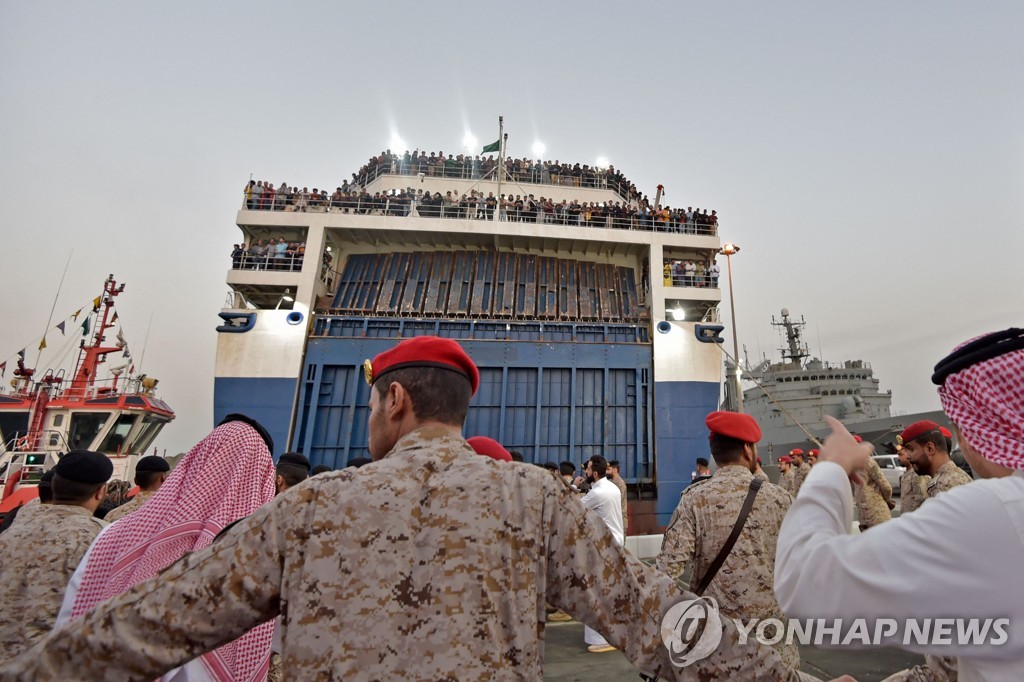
[278,452,311,473]
[542,461,560,471]
[466,436,512,462]
[347,457,372,469]
[898,420,941,446]
[54,450,113,484]
[939,426,952,438]
[790,448,805,456]
[135,455,170,473]
[808,449,819,457]
[705,411,761,443]
[364,336,479,395]
[778,456,792,463]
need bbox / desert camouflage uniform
[927,460,972,499]
[1,427,806,681]
[103,489,157,523]
[900,469,930,514]
[779,468,797,496]
[793,462,812,495]
[610,472,628,526]
[0,503,105,660]
[656,464,800,672]
[855,457,893,529]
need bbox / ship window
[53,414,64,427]
[69,412,111,450]
[100,414,138,454]
[0,412,30,446]
[128,415,170,454]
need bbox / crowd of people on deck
[663,258,721,288]
[231,239,306,270]
[243,181,718,235]
[4,326,1023,681]
[352,150,641,204]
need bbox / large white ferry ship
[216,129,727,530]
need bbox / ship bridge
[219,156,727,529]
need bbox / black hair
[559,461,576,477]
[708,434,746,464]
[135,470,164,489]
[51,474,104,504]
[375,367,471,425]
[588,455,608,478]
[696,457,710,468]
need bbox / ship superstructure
[217,147,727,528]
[743,308,947,455]
[0,275,175,498]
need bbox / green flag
[482,139,500,154]
[81,317,90,336]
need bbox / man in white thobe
[579,455,624,653]
[775,329,1024,681]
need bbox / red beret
[466,436,512,462]
[705,411,761,443]
[899,420,941,445]
[778,456,792,463]
[809,449,819,456]
[790,448,804,456]
[939,426,952,438]
[365,336,479,395]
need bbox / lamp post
[719,242,743,413]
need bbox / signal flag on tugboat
[38,337,46,351]
[111,311,118,324]
[72,308,82,321]
[92,296,101,312]
[81,318,90,336]
[56,321,65,335]
[17,349,25,361]
[0,361,5,377]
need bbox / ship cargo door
[292,320,652,487]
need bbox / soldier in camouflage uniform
[852,436,893,530]
[657,411,800,672]
[0,451,111,660]
[900,420,973,502]
[778,455,795,495]
[1,337,809,681]
[791,449,811,495]
[898,446,929,514]
[103,455,170,523]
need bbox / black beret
[38,469,56,489]
[311,464,333,475]
[135,455,170,473]
[346,457,372,469]
[218,413,275,455]
[54,450,113,484]
[277,452,310,472]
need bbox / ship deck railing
[353,161,639,204]
[231,253,305,272]
[240,197,718,236]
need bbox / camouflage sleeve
[0,500,289,681]
[543,482,800,680]
[654,496,695,581]
[870,460,893,503]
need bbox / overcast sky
[2,1,1022,454]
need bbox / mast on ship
[67,274,125,400]
[772,308,810,368]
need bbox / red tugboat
[0,275,175,507]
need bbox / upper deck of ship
[230,150,725,325]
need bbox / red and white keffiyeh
[939,336,1024,471]
[70,420,278,681]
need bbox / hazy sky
[2,2,1022,454]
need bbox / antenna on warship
[772,308,810,368]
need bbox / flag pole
[494,116,504,221]
[35,250,73,369]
